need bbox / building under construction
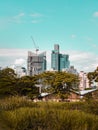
[27,51,46,76]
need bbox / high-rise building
[27,51,46,76]
[60,54,70,70]
[51,44,70,71]
[51,44,60,71]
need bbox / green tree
[38,71,56,93]
[15,75,39,98]
[51,72,79,100]
[88,66,98,85]
[0,68,17,97]
[53,72,79,92]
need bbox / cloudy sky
[0,0,98,72]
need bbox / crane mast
[31,36,39,54]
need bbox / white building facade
[79,71,90,90]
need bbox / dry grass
[0,96,98,130]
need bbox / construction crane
[31,36,39,54]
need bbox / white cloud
[13,13,25,19]
[93,12,98,17]
[30,12,43,24]
[8,13,25,24]
[0,13,25,27]
[18,13,25,17]
[31,20,40,23]
[86,37,92,41]
[0,49,27,57]
[0,19,9,29]
[14,58,26,65]
[71,34,76,39]
[11,12,43,24]
[30,13,43,17]
[66,50,98,72]
[0,12,44,26]
[0,49,27,68]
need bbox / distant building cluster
[62,66,78,75]
[27,44,72,75]
[1,44,97,90]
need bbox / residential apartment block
[79,71,90,90]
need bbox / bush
[0,107,98,130]
[0,96,38,111]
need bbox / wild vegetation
[0,67,98,130]
[0,96,98,130]
[88,67,98,85]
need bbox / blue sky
[0,0,98,72]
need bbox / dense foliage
[0,68,79,99]
[0,68,17,97]
[88,67,98,84]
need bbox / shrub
[0,97,98,130]
[0,96,38,111]
[1,108,98,130]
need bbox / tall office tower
[51,44,70,71]
[27,51,46,76]
[51,44,60,71]
[59,54,70,71]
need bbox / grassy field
[0,96,98,130]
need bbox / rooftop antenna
[31,36,39,55]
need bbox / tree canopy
[0,68,17,97]
[0,68,79,99]
[38,71,79,94]
[88,67,98,84]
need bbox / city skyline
[0,0,98,72]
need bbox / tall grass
[0,96,38,110]
[0,96,98,130]
[1,108,98,130]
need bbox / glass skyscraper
[51,44,70,71]
[27,51,46,76]
[51,44,59,71]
